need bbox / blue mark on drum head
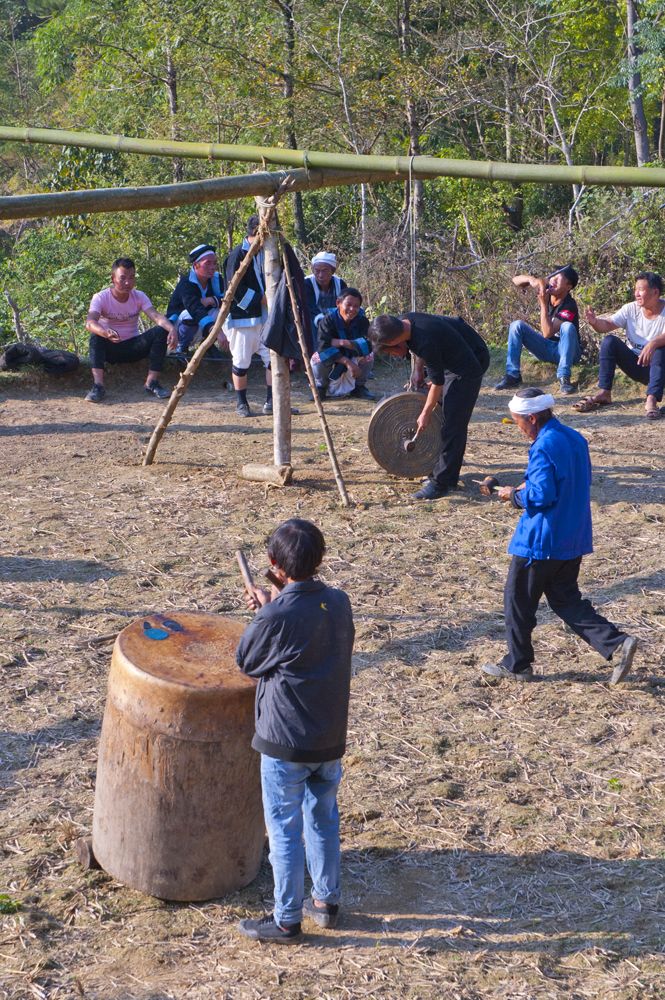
[143,622,169,640]
[162,618,184,632]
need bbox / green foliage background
[2,0,665,350]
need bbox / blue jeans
[506,320,581,379]
[260,755,342,926]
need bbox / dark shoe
[494,374,522,391]
[204,344,226,361]
[171,351,190,370]
[413,480,449,501]
[610,635,638,685]
[481,662,533,681]
[85,384,106,403]
[349,385,377,401]
[309,386,327,401]
[559,376,577,395]
[236,401,252,418]
[303,896,339,929]
[145,380,170,399]
[237,914,303,944]
[263,399,273,415]
[646,407,662,420]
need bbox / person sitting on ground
[304,252,348,328]
[236,518,354,945]
[495,264,580,395]
[85,257,177,403]
[481,387,638,683]
[167,243,229,360]
[368,312,489,501]
[223,215,272,417]
[576,271,665,420]
[311,288,375,400]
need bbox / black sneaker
[170,351,190,368]
[559,376,576,395]
[263,399,273,415]
[495,374,522,390]
[237,914,303,944]
[85,384,106,403]
[349,385,377,401]
[205,344,226,361]
[303,896,339,929]
[610,635,638,685]
[413,480,449,501]
[236,401,252,418]
[481,663,533,681]
[145,380,170,399]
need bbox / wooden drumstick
[235,550,255,593]
[404,428,421,452]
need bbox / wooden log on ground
[240,463,293,486]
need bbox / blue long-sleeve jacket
[509,417,593,561]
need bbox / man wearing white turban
[482,387,638,683]
[304,252,348,328]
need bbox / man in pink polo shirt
[85,257,177,402]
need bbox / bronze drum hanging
[367,391,443,477]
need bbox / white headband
[508,393,556,415]
[311,251,337,269]
[194,250,216,262]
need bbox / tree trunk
[165,46,184,183]
[626,0,650,166]
[398,0,424,236]
[277,0,307,243]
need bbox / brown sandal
[573,396,611,414]
[646,408,662,420]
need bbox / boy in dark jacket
[236,519,355,944]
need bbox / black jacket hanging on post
[262,242,315,359]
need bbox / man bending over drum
[368,312,490,500]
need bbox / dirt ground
[1,354,664,1000]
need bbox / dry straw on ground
[1,356,664,999]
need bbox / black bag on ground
[0,342,79,374]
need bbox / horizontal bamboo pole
[2,124,665,189]
[0,168,391,221]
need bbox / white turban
[311,251,337,269]
[508,393,556,415]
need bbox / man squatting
[368,312,490,500]
[236,519,354,944]
[482,387,638,683]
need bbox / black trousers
[502,555,625,674]
[598,334,665,401]
[89,327,167,372]
[431,372,483,489]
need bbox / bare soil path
[1,359,664,999]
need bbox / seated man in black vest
[304,252,348,329]
[167,244,229,360]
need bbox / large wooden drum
[91,611,264,901]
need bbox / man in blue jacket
[482,387,638,683]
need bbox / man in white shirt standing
[85,257,177,402]
[576,271,665,419]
